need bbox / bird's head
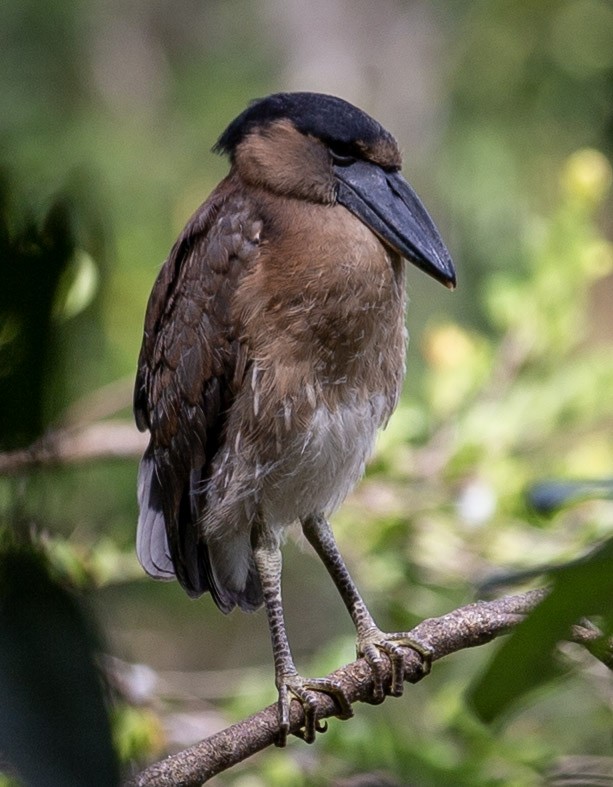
[214,92,456,289]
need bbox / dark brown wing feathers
[134,173,261,600]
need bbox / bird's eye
[328,143,356,167]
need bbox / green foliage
[0,776,24,787]
[111,704,165,765]
[469,538,613,723]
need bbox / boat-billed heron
[134,92,456,745]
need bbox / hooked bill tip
[442,264,457,290]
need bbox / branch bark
[126,589,555,787]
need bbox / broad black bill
[334,160,456,289]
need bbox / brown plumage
[134,92,455,744]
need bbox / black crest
[214,92,395,159]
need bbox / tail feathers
[137,451,263,612]
[205,536,263,613]
[136,455,175,581]
[240,564,264,611]
[137,451,209,597]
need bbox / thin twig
[0,421,147,475]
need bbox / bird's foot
[276,673,354,747]
[358,628,433,702]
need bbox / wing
[134,174,260,600]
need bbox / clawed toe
[275,674,354,747]
[358,629,432,701]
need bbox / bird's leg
[301,514,432,702]
[251,521,353,747]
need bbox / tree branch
[0,421,147,475]
[127,589,562,787]
[0,376,146,475]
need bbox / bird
[134,91,456,745]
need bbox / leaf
[53,249,100,321]
[468,537,613,723]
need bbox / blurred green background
[1,1,612,784]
